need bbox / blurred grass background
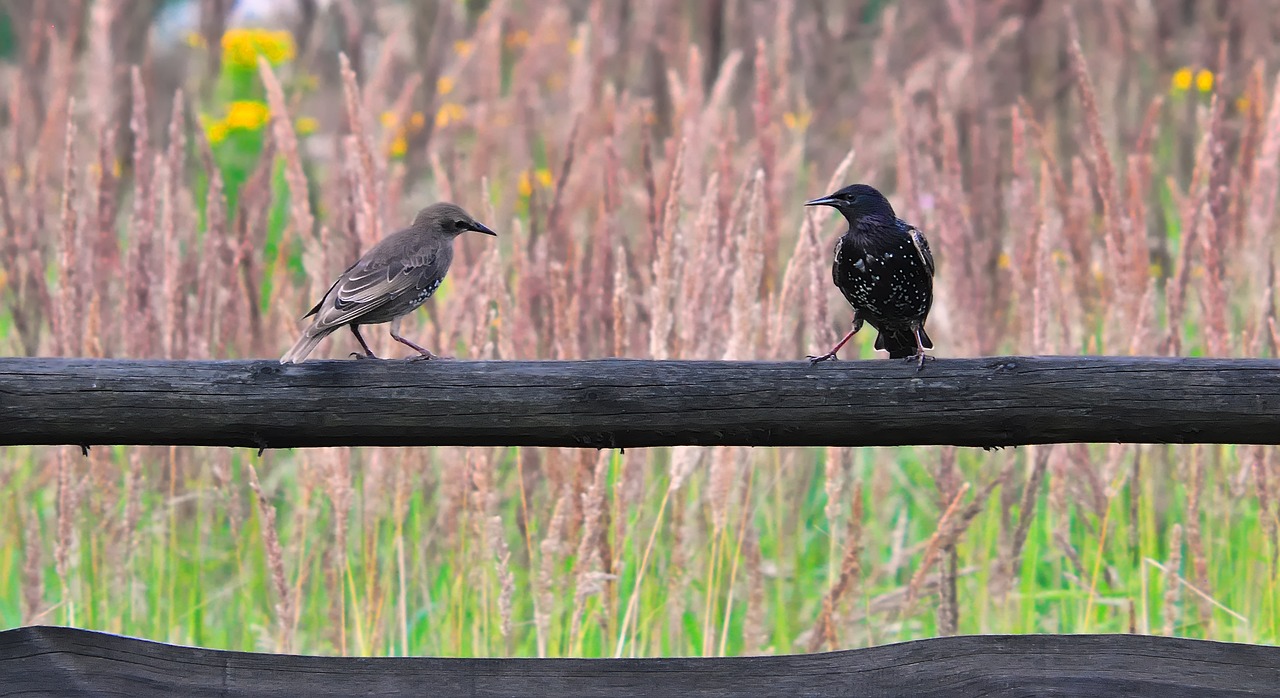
[0,0,1278,657]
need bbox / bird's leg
[390,317,441,361]
[904,326,934,371]
[350,325,379,359]
[808,316,862,364]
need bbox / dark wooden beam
[2,625,1279,696]
[1,356,1278,450]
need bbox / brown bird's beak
[469,221,498,236]
[805,196,840,208]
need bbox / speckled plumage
[806,184,935,367]
[280,202,496,363]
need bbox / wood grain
[2,626,1278,697]
[0,356,1278,449]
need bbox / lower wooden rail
[1,626,1277,696]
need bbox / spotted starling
[805,184,935,368]
[280,202,497,364]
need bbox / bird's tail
[875,326,932,359]
[280,327,331,364]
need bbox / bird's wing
[310,249,440,330]
[905,223,934,277]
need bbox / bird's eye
[455,220,469,230]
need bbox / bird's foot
[807,352,839,365]
[407,351,452,361]
[351,352,380,360]
[904,353,935,371]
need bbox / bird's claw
[807,353,838,365]
[905,353,935,371]
[351,352,380,360]
[407,352,452,362]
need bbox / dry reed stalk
[21,503,44,624]
[160,93,185,358]
[247,459,296,653]
[569,451,609,652]
[54,98,79,357]
[1185,445,1212,633]
[1254,447,1280,571]
[192,125,226,359]
[1202,92,1231,356]
[648,137,685,359]
[1004,445,1050,592]
[126,67,157,358]
[901,482,969,618]
[486,513,515,650]
[258,57,319,299]
[803,148,857,351]
[808,479,863,653]
[1246,73,1280,266]
[340,52,382,251]
[1165,122,1212,355]
[676,171,718,357]
[54,448,76,623]
[88,124,119,356]
[1162,523,1183,636]
[1233,62,1264,247]
[750,38,780,287]
[84,0,117,134]
[1065,9,1128,329]
[723,169,765,360]
[536,484,571,657]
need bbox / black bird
[280,202,497,363]
[805,184,935,368]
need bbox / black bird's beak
[805,196,840,208]
[470,221,498,236]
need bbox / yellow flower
[295,117,318,135]
[409,112,426,131]
[185,32,206,49]
[435,102,466,128]
[535,168,553,189]
[568,38,583,56]
[453,40,474,57]
[517,171,533,198]
[225,100,270,130]
[221,27,295,70]
[783,110,811,132]
[389,135,408,159]
[1196,69,1214,93]
[207,121,229,144]
[996,252,1011,270]
[437,76,455,96]
[1171,67,1193,92]
[380,111,399,128]
[505,29,531,50]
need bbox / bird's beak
[805,196,840,208]
[469,221,498,236]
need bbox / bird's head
[413,202,498,238]
[805,184,895,222]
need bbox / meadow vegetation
[0,0,1278,656]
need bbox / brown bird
[280,202,496,364]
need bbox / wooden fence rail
[1,626,1278,697]
[0,356,1278,450]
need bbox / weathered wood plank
[0,356,1278,449]
[1,626,1278,697]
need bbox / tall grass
[0,0,1278,656]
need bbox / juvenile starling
[280,202,496,364]
[805,184,935,368]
